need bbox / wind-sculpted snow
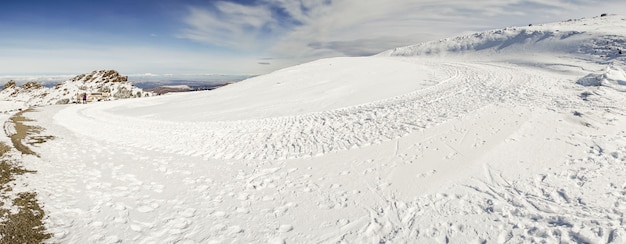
[54,61,556,160]
[578,65,626,91]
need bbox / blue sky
[2,0,626,79]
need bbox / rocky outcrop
[0,70,153,106]
[2,80,17,90]
[22,82,43,90]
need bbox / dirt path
[0,110,52,243]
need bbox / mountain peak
[2,80,17,90]
[70,69,128,84]
[22,81,43,90]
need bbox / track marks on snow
[56,61,558,160]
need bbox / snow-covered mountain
[378,14,626,93]
[0,70,152,106]
[7,15,626,243]
[379,15,626,62]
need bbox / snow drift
[578,65,626,91]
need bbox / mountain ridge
[378,14,626,64]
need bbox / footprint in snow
[278,224,294,233]
[137,205,155,213]
[418,170,437,178]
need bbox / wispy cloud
[179,1,284,50]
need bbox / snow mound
[107,57,437,121]
[0,70,153,106]
[577,65,626,91]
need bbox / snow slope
[12,15,626,243]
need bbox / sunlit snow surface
[13,16,626,243]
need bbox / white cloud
[268,0,522,58]
[179,1,280,50]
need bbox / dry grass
[0,158,51,243]
[0,143,10,159]
[0,110,53,243]
[0,161,34,192]
[0,190,51,243]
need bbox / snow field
[9,15,626,243]
[18,55,626,243]
[52,59,580,161]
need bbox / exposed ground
[9,110,40,156]
[0,110,51,243]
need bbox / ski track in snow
[21,119,626,243]
[54,61,581,161]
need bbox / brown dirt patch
[9,109,54,157]
[0,109,53,243]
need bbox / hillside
[11,15,626,243]
[379,15,626,62]
[0,70,152,106]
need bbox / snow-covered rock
[0,70,153,106]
